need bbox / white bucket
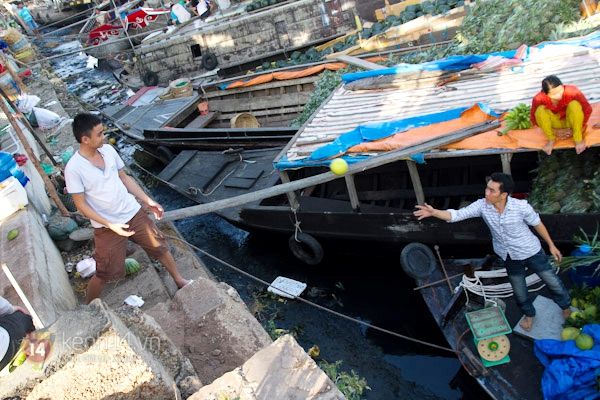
[0,176,28,221]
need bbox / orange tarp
[225,57,387,90]
[348,103,600,153]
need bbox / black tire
[288,233,324,265]
[400,242,437,279]
[201,52,218,70]
[156,146,175,163]
[142,71,159,86]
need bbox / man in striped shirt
[414,172,571,332]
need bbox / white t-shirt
[65,145,141,228]
[196,1,208,16]
[172,3,191,23]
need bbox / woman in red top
[530,75,592,155]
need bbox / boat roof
[275,32,600,170]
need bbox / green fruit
[571,310,584,320]
[7,229,18,241]
[576,333,594,350]
[125,258,141,276]
[584,305,597,319]
[561,327,581,341]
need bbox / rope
[291,206,302,241]
[459,265,555,306]
[163,233,456,354]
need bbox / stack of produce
[528,147,600,214]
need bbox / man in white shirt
[169,1,191,25]
[414,172,571,332]
[193,0,210,20]
[65,113,191,304]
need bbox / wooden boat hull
[415,256,550,399]
[132,0,358,86]
[157,146,600,249]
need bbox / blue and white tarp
[535,324,600,400]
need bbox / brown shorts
[93,209,169,281]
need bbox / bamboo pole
[1,263,44,329]
[163,120,500,221]
[0,94,70,216]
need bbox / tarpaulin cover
[341,51,516,83]
[220,57,387,90]
[534,324,600,400]
[274,102,600,171]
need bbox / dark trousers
[0,311,35,371]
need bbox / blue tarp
[342,51,517,83]
[534,324,600,400]
[275,103,499,171]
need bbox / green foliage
[319,360,371,400]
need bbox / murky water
[44,38,491,399]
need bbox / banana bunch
[498,103,533,135]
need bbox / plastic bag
[17,94,40,113]
[32,107,62,130]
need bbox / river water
[43,37,492,399]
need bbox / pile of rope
[458,264,558,306]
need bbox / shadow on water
[148,183,492,400]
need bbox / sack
[32,107,61,130]
[17,93,40,113]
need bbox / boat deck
[416,256,575,400]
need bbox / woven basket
[15,48,35,64]
[9,37,28,52]
[0,27,23,45]
[230,113,260,128]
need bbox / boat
[153,31,600,265]
[77,1,170,60]
[408,248,567,400]
[115,0,360,86]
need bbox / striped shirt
[448,197,542,261]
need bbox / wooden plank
[407,160,425,205]
[334,55,386,70]
[200,77,319,99]
[345,174,361,212]
[207,92,313,113]
[157,150,197,181]
[185,111,220,129]
[163,120,500,221]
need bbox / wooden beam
[501,153,513,175]
[279,170,299,210]
[163,120,499,222]
[406,160,425,205]
[344,174,360,212]
[333,55,386,70]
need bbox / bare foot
[563,308,572,319]
[520,316,534,331]
[554,128,572,139]
[575,141,586,154]
[542,142,554,155]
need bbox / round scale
[477,334,510,362]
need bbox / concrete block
[189,335,346,400]
[0,208,76,325]
[0,300,191,399]
[165,277,272,385]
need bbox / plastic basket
[230,112,259,128]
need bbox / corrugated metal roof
[283,46,600,162]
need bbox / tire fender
[201,52,218,70]
[156,146,175,163]
[400,242,437,279]
[142,70,159,86]
[288,233,324,265]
